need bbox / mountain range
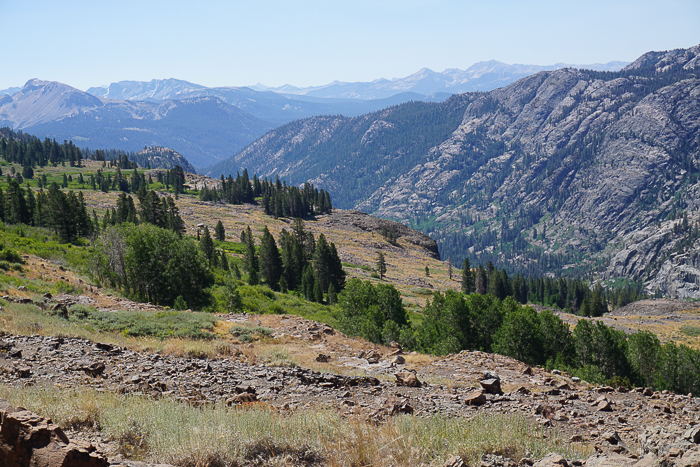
[252,60,629,99]
[0,79,272,168]
[0,59,627,170]
[205,45,700,298]
[2,48,697,297]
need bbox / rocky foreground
[1,323,699,467]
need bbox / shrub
[229,324,273,343]
[63,308,217,340]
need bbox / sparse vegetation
[0,384,591,466]
[229,323,273,343]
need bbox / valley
[1,44,700,467]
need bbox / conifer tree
[214,220,225,241]
[461,258,475,294]
[243,226,259,285]
[200,227,215,266]
[475,265,488,295]
[259,226,282,290]
[376,251,387,280]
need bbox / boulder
[388,398,413,416]
[479,378,503,395]
[584,453,638,466]
[365,350,381,364]
[675,450,700,467]
[478,454,517,466]
[597,400,613,412]
[394,371,421,387]
[391,355,405,364]
[0,398,107,467]
[684,426,700,444]
[464,390,486,406]
[73,360,106,377]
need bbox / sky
[1,0,699,92]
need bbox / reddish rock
[0,398,107,467]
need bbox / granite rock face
[219,45,700,297]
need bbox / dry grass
[0,383,592,467]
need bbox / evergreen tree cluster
[460,259,645,315]
[200,170,333,219]
[241,218,345,302]
[100,187,185,234]
[0,181,92,242]
[337,279,700,395]
[419,290,700,395]
[91,167,148,193]
[0,128,83,168]
[261,176,332,219]
[103,153,138,169]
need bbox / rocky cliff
[211,45,700,297]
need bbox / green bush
[92,224,213,309]
[67,304,93,319]
[0,247,23,264]
[229,324,273,343]
[337,278,410,346]
[62,307,217,340]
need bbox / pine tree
[475,265,488,295]
[243,226,259,285]
[313,278,323,303]
[214,220,225,241]
[376,251,387,280]
[259,226,282,290]
[461,258,475,294]
[302,265,315,301]
[312,233,332,292]
[327,282,337,304]
[200,227,215,266]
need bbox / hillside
[0,156,698,465]
[0,185,698,466]
[0,79,272,168]
[208,45,700,298]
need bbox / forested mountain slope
[208,45,700,297]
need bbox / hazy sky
[1,0,698,91]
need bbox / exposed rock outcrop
[214,44,700,297]
[0,398,107,467]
